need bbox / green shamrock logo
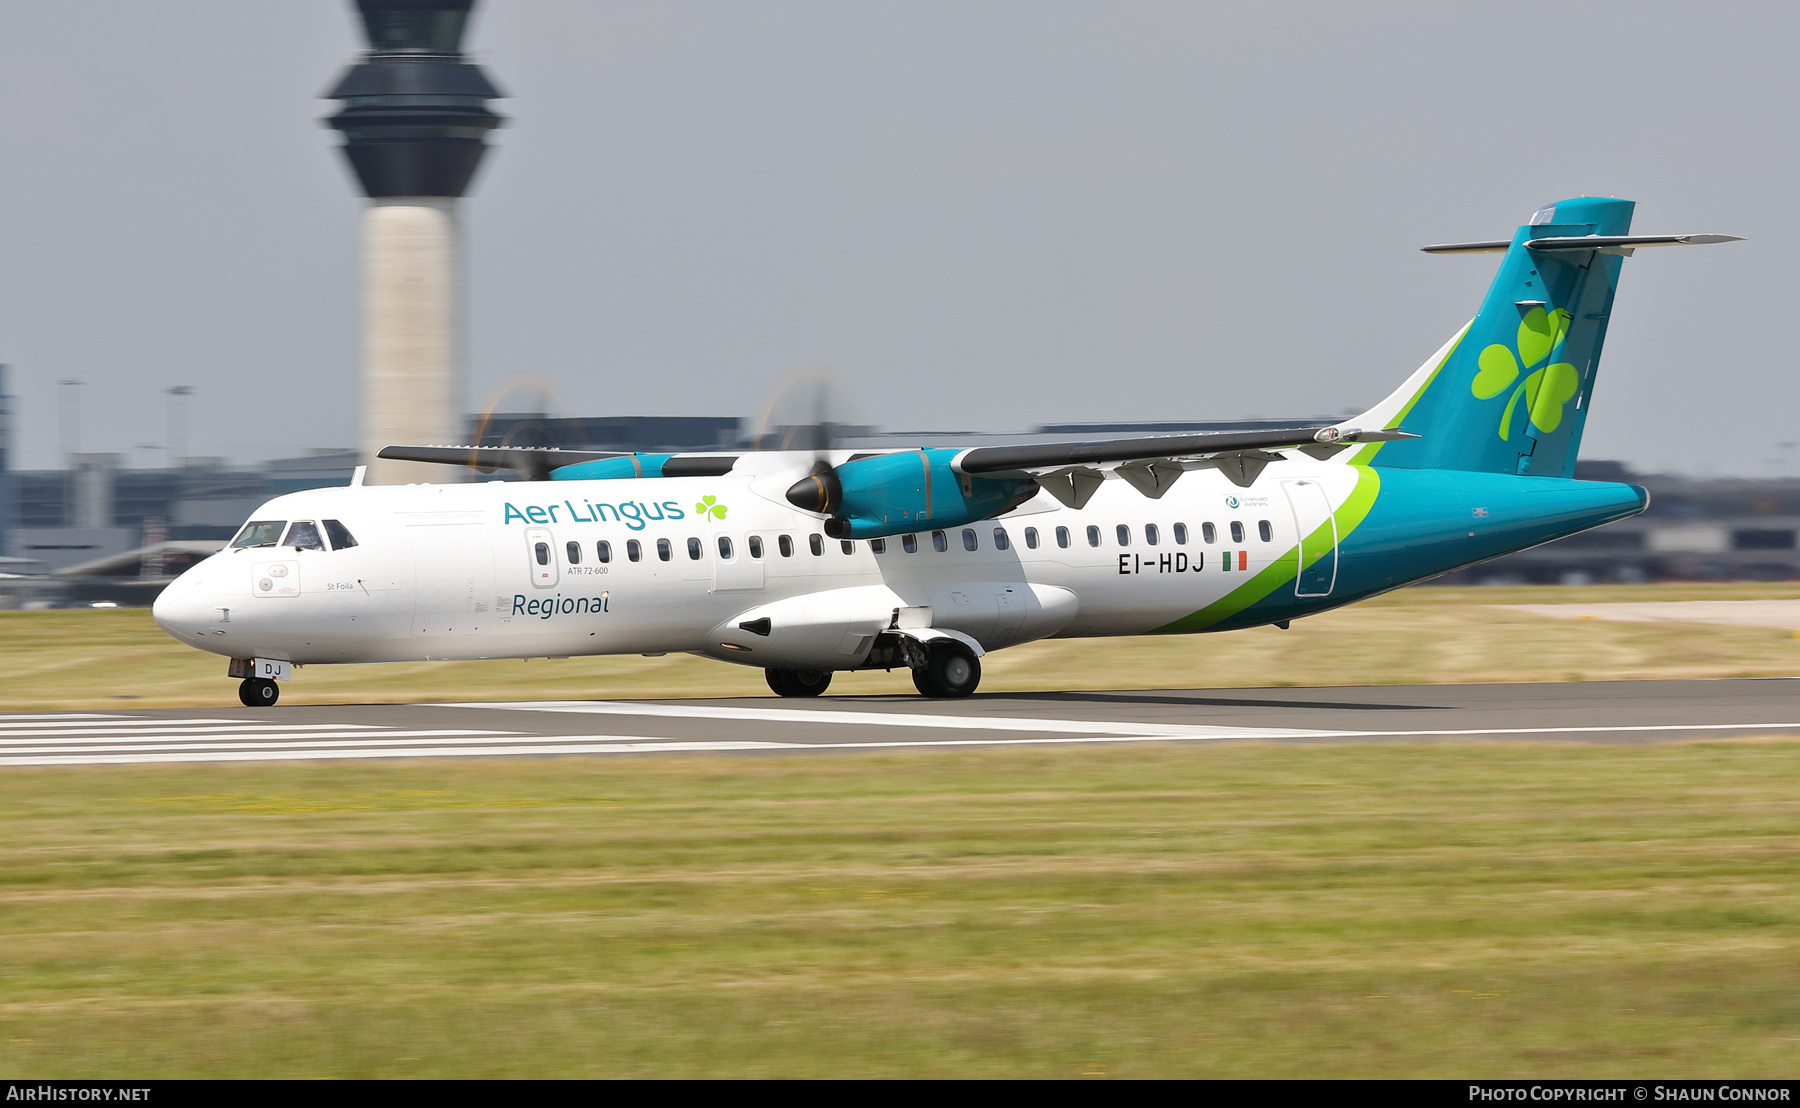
[695,495,728,521]
[1469,306,1580,441]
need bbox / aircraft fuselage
[152,452,1646,672]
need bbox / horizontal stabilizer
[1424,234,1743,255]
[1419,240,1511,254]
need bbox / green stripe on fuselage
[1152,465,1381,634]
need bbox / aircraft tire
[917,644,980,698]
[238,677,279,707]
[765,667,831,698]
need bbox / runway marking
[0,716,524,766]
[436,700,1340,739]
[0,724,390,740]
[0,709,1797,766]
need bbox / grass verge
[1,740,1798,1077]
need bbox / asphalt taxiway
[2,678,1798,765]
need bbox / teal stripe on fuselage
[1198,470,1646,633]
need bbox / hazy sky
[0,1,1792,475]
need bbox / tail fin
[1350,196,1638,477]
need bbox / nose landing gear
[238,677,279,707]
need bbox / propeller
[466,377,566,477]
[751,368,868,513]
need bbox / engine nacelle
[785,448,1038,540]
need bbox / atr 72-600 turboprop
[155,197,1739,706]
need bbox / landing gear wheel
[238,677,279,707]
[915,643,980,698]
[765,667,832,698]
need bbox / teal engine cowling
[785,448,1038,539]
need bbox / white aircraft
[154,198,1738,706]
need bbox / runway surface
[5,677,1800,765]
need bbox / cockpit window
[323,519,358,550]
[231,520,286,548]
[283,521,326,551]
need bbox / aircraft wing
[956,425,1417,505]
[377,444,626,481]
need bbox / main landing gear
[912,641,981,698]
[763,641,982,699]
[765,667,832,697]
[238,677,279,707]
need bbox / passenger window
[902,534,918,553]
[1024,527,1038,549]
[597,541,612,564]
[1258,520,1273,542]
[1230,521,1245,544]
[870,538,887,554]
[323,519,358,550]
[717,536,733,559]
[534,542,550,566]
[1145,524,1159,546]
[748,536,764,559]
[841,540,856,554]
[1115,524,1130,547]
[962,528,978,551]
[657,539,672,562]
[231,520,286,548]
[1086,525,1100,547]
[688,538,703,560]
[1173,523,1188,545]
[1056,526,1070,549]
[284,521,325,551]
[809,534,823,556]
[932,530,948,552]
[778,534,794,558]
[628,540,643,562]
[566,541,582,565]
[993,527,1009,551]
[1202,522,1217,544]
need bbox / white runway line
[4,741,795,766]
[2,707,1799,767]
[0,724,390,740]
[0,714,525,766]
[439,700,1342,739]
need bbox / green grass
[1,741,1799,1077]
[6,581,1800,709]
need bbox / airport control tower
[325,0,504,484]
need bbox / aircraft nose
[152,564,220,641]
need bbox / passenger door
[524,526,557,588]
[1282,479,1337,596]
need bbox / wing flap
[956,426,1416,476]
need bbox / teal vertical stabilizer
[1356,197,1634,478]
